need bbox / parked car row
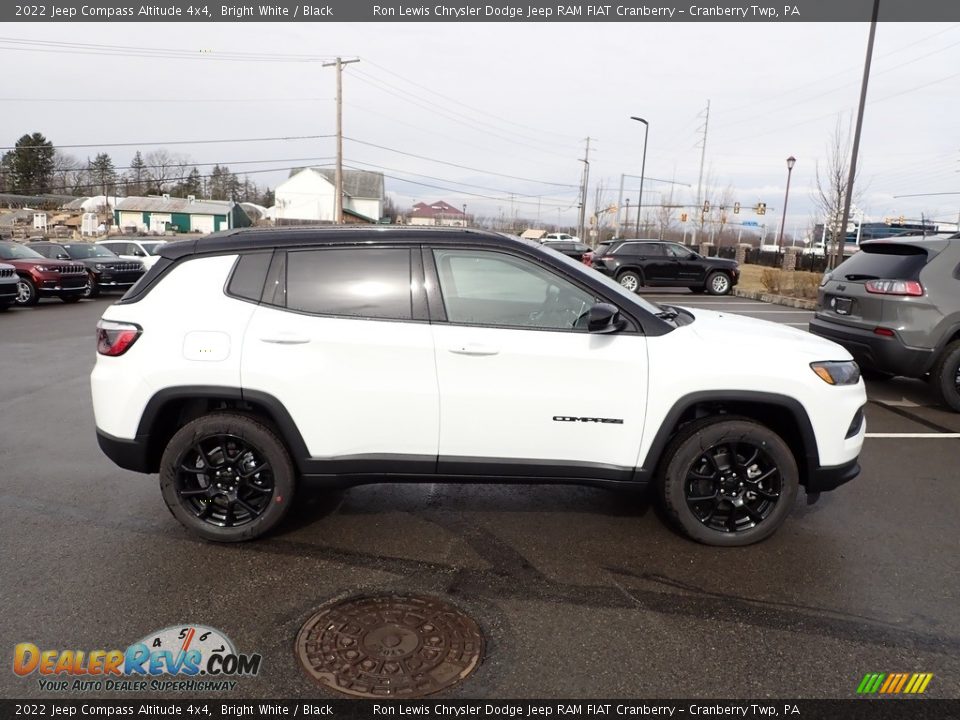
[0,239,159,308]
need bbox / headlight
[94,263,105,270]
[811,361,860,385]
[820,272,831,287]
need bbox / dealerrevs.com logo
[13,625,261,693]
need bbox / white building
[272,168,384,224]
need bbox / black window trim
[224,250,275,306]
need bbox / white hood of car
[679,306,853,361]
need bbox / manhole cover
[295,594,484,698]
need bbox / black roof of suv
[810,232,960,410]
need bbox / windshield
[0,243,45,260]
[141,242,165,256]
[62,244,118,259]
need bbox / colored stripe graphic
[858,672,932,694]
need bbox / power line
[343,137,579,188]
[0,37,335,62]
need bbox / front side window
[284,247,413,320]
[433,248,596,331]
[665,243,696,259]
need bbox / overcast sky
[4,20,959,236]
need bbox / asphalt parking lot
[1,292,958,700]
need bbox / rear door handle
[449,343,499,356]
[260,334,311,345]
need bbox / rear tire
[930,341,960,413]
[659,417,799,546]
[159,412,296,542]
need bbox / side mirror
[57,253,70,260]
[587,302,623,334]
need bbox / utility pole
[577,137,591,241]
[322,56,360,224]
[614,173,625,237]
[694,100,710,245]
[835,0,878,270]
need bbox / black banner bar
[1,700,957,720]
[3,0,960,23]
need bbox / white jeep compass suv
[91,228,866,546]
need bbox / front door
[427,247,648,479]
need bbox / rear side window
[834,244,929,280]
[227,252,272,302]
[284,247,413,320]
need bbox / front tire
[705,271,732,295]
[659,417,799,546]
[617,270,642,293]
[159,413,296,542]
[15,277,38,306]
[83,272,100,298]
[931,341,960,413]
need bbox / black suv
[592,240,740,295]
[810,233,960,411]
[28,241,145,298]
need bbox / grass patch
[738,265,823,299]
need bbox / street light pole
[777,155,796,251]
[630,117,648,238]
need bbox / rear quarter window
[227,252,272,302]
[834,244,929,280]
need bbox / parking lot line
[865,433,960,438]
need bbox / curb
[733,289,817,310]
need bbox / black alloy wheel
[160,413,295,541]
[684,441,781,534]
[931,341,960,413]
[660,417,799,546]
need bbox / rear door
[241,246,439,468]
[638,243,677,283]
[817,243,932,330]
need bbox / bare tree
[655,185,677,241]
[815,116,861,269]
[143,149,191,194]
[712,185,736,247]
[53,151,87,195]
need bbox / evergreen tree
[125,151,148,195]
[87,152,118,195]
[10,132,55,195]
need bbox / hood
[704,256,738,267]
[680,306,852,360]
[6,258,84,270]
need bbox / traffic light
[680,212,688,222]
[757,202,767,216]
[734,202,740,214]
[703,201,710,213]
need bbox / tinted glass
[833,244,930,281]
[664,244,695,259]
[141,242,164,256]
[433,248,595,330]
[0,243,45,260]
[63,244,117,259]
[285,248,412,320]
[29,244,55,258]
[227,252,272,302]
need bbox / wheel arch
[638,391,819,487]
[136,386,310,474]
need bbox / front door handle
[449,343,499,356]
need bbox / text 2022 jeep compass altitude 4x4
[92,227,866,546]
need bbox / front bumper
[809,316,934,377]
[0,283,17,302]
[806,458,860,493]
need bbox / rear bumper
[809,316,934,377]
[806,458,860,493]
[96,429,151,473]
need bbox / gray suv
[810,233,960,411]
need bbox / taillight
[873,327,896,338]
[96,320,141,356]
[865,279,923,296]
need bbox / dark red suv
[0,241,87,306]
